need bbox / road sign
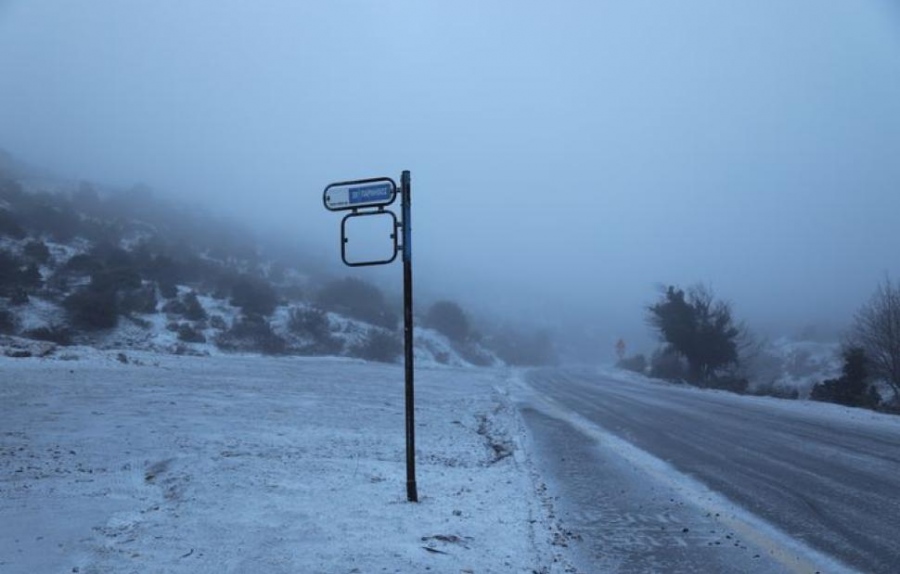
[321,170,418,503]
[323,177,397,211]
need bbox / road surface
[520,368,900,573]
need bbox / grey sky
[1,1,899,352]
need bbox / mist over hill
[0,149,560,367]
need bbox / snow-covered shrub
[617,354,648,374]
[287,306,343,355]
[316,277,397,330]
[23,325,72,346]
[350,328,401,363]
[181,291,207,321]
[810,347,881,410]
[215,315,286,355]
[177,323,206,344]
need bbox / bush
[158,281,178,299]
[64,254,103,276]
[288,306,330,339]
[316,277,397,330]
[287,306,344,355]
[182,291,207,321]
[0,249,21,290]
[177,323,206,343]
[230,275,279,316]
[119,283,158,314]
[0,308,17,334]
[811,347,881,409]
[649,348,688,381]
[0,250,40,295]
[19,263,41,290]
[24,203,81,242]
[350,328,402,363]
[749,382,800,400]
[0,209,26,239]
[617,354,648,374]
[424,300,470,343]
[162,298,187,316]
[215,315,286,355]
[142,254,182,296]
[90,266,141,294]
[23,240,51,264]
[63,287,118,330]
[8,287,29,305]
[24,325,73,346]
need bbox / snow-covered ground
[0,351,555,573]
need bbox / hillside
[0,158,501,367]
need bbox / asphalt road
[522,368,900,573]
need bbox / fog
[1,1,899,356]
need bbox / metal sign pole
[401,170,418,503]
[322,171,417,502]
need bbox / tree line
[626,279,900,412]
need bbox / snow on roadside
[0,352,551,573]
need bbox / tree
[810,347,881,409]
[424,300,470,343]
[647,284,741,383]
[848,277,900,402]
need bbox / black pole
[401,170,418,503]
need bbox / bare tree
[848,277,900,401]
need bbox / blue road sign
[349,183,393,205]
[323,177,397,211]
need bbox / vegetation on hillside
[0,161,552,366]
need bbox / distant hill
[0,151,503,367]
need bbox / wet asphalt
[521,368,900,573]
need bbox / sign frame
[323,177,398,212]
[340,210,399,267]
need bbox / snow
[2,324,893,572]
[0,351,550,573]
